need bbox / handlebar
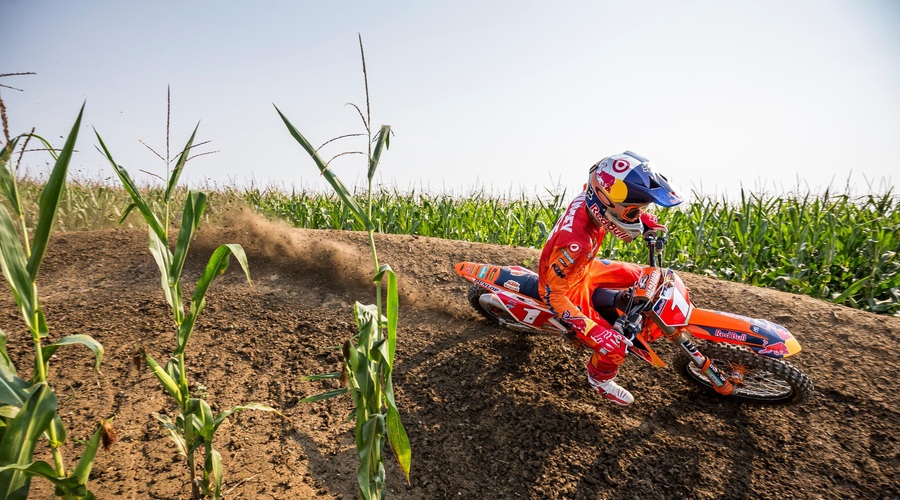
[609,233,668,343]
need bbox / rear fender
[455,262,538,295]
[686,308,802,358]
[455,262,503,283]
[457,262,566,332]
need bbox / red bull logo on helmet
[598,170,617,191]
[594,159,630,203]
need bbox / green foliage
[8,170,896,316]
[247,187,567,247]
[6,177,245,232]
[277,34,411,499]
[249,185,899,316]
[96,108,280,499]
[605,189,900,316]
[0,104,106,499]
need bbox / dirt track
[3,209,898,499]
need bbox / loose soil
[3,209,898,499]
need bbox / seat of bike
[494,267,541,300]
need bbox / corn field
[248,186,900,316]
[3,181,897,316]
[245,187,568,247]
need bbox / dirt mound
[3,213,898,499]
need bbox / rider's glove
[587,325,632,355]
[640,212,667,237]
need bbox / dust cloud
[205,207,419,305]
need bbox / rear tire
[674,342,814,404]
[467,284,501,325]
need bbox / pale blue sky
[3,0,899,200]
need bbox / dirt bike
[454,235,814,404]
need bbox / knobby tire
[675,342,814,404]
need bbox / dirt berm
[4,210,898,499]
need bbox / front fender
[685,308,802,358]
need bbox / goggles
[610,203,645,223]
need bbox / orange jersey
[538,192,642,339]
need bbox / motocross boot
[588,375,634,406]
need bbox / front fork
[669,331,734,395]
[619,312,735,395]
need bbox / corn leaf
[148,229,181,318]
[274,105,372,231]
[95,130,167,242]
[0,331,28,408]
[298,388,348,404]
[342,340,364,411]
[186,417,204,457]
[356,414,385,500]
[38,335,104,377]
[175,244,250,356]
[833,276,871,305]
[373,264,398,365]
[116,203,138,226]
[386,405,411,481]
[0,374,27,409]
[0,383,57,500]
[0,405,18,419]
[162,355,178,381]
[300,372,342,381]
[367,125,390,183]
[195,398,214,442]
[165,123,199,203]
[0,136,22,216]
[170,191,206,287]
[0,204,44,337]
[203,447,223,499]
[71,422,105,487]
[211,402,283,433]
[0,330,19,380]
[0,461,87,499]
[153,413,187,457]
[144,353,183,403]
[352,303,378,401]
[27,103,83,282]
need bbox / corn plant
[94,96,280,499]
[275,35,411,499]
[0,99,108,500]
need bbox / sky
[3,0,899,201]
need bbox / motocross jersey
[539,192,606,336]
[538,192,644,340]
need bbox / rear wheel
[674,342,814,404]
[467,284,502,324]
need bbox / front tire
[674,342,814,404]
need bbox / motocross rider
[538,151,682,405]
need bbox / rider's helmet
[585,150,682,242]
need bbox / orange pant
[573,259,643,380]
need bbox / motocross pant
[572,259,643,380]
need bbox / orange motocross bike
[455,235,814,404]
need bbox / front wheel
[674,343,814,404]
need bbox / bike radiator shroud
[636,267,803,359]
